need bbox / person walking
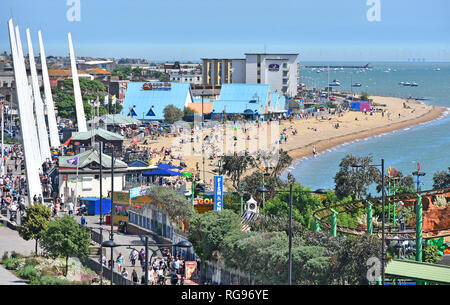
[129,249,138,267]
[131,268,138,284]
[116,253,124,273]
[121,268,128,279]
[68,201,74,216]
[138,248,145,266]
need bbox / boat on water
[410,82,418,87]
[403,82,411,86]
[329,79,341,86]
[352,83,362,87]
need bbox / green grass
[17,265,39,280]
[4,257,21,270]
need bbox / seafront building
[202,53,299,97]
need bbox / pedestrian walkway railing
[82,257,137,285]
[199,260,262,285]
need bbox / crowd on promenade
[100,247,187,285]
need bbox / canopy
[142,169,182,177]
[158,163,182,170]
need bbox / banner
[185,261,197,280]
[214,176,223,211]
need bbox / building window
[257,79,261,84]
[283,63,288,69]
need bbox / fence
[198,260,268,285]
[82,257,137,285]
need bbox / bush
[2,251,9,262]
[10,251,23,259]
[38,275,68,285]
[24,257,39,267]
[17,265,39,280]
[5,257,21,270]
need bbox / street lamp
[257,185,327,285]
[101,239,118,285]
[352,159,385,285]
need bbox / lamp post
[257,185,327,285]
[352,159,385,285]
[101,239,118,285]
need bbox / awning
[158,163,182,170]
[142,169,182,177]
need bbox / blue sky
[1,0,449,61]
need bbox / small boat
[403,82,411,86]
[329,79,341,86]
[434,68,440,71]
[352,83,362,87]
[410,82,418,87]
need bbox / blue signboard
[214,176,223,211]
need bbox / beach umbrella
[182,171,192,179]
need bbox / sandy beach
[128,95,447,191]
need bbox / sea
[282,62,450,193]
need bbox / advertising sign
[185,261,197,280]
[142,82,172,91]
[214,176,223,211]
[268,64,280,72]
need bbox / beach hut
[350,101,371,112]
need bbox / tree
[145,186,194,227]
[18,203,52,254]
[328,235,381,285]
[188,210,242,262]
[432,167,450,189]
[163,104,183,124]
[423,244,441,264]
[40,215,91,277]
[183,106,196,117]
[220,152,255,191]
[334,155,380,200]
[242,171,285,197]
[360,92,369,101]
[159,73,170,82]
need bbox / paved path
[0,226,36,285]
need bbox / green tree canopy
[334,155,380,200]
[18,203,52,254]
[432,167,450,189]
[40,215,91,276]
[163,104,183,124]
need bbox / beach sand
[128,96,446,191]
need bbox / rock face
[409,192,450,236]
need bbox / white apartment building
[245,53,299,97]
[202,53,299,97]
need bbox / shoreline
[283,104,447,170]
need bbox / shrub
[17,265,39,280]
[39,275,68,285]
[2,251,9,262]
[5,257,21,270]
[24,257,39,267]
[10,251,23,259]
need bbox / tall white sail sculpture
[26,28,51,162]
[68,32,87,132]
[8,19,42,204]
[38,30,60,148]
[15,25,43,172]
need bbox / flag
[240,210,258,232]
[132,136,138,144]
[63,136,74,146]
[101,114,107,121]
[111,95,116,105]
[67,156,79,166]
[104,95,109,105]
[93,97,99,107]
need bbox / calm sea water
[282,62,450,192]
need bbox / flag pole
[75,160,79,207]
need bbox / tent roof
[87,114,140,126]
[59,149,128,169]
[71,128,124,141]
[385,259,450,284]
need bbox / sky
[1,0,449,62]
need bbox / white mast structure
[38,30,60,148]
[8,19,42,204]
[26,28,51,162]
[68,32,87,132]
[15,25,43,173]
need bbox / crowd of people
[100,247,187,285]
